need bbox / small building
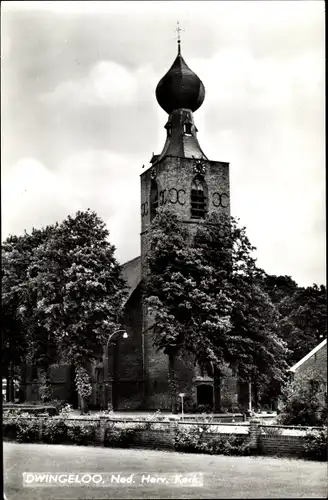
[289,338,327,394]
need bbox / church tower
[141,40,230,268]
[139,40,238,412]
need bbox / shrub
[58,403,73,419]
[261,426,282,436]
[193,404,213,414]
[14,413,40,443]
[303,427,327,461]
[278,375,327,426]
[38,370,52,403]
[104,423,137,448]
[3,418,18,440]
[66,422,98,445]
[42,418,68,444]
[174,425,251,455]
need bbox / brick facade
[291,339,327,383]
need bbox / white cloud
[2,1,325,285]
[2,158,77,237]
[40,60,157,109]
[2,151,142,264]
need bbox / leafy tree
[277,373,327,426]
[28,210,127,412]
[2,226,56,400]
[194,214,289,407]
[260,274,326,366]
[261,274,298,304]
[144,208,289,411]
[278,284,327,366]
[143,208,225,412]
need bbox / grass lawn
[4,442,327,499]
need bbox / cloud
[2,151,142,264]
[1,1,325,286]
[2,158,76,237]
[40,60,156,108]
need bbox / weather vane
[176,21,184,54]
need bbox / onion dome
[156,44,205,114]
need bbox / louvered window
[184,123,192,135]
[191,175,207,219]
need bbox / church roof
[121,256,141,300]
[156,49,205,114]
[154,108,208,164]
[289,338,327,373]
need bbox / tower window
[150,179,158,221]
[191,175,207,219]
[184,123,192,135]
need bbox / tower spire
[176,21,183,55]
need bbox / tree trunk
[80,396,86,415]
[254,381,259,412]
[168,352,177,414]
[8,363,15,402]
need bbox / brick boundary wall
[3,416,325,459]
[259,435,306,457]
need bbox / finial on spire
[176,21,183,55]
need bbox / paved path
[4,442,327,499]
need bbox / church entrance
[197,384,214,407]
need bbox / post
[99,416,107,445]
[103,346,110,411]
[103,329,128,411]
[179,393,185,421]
[248,381,252,413]
[249,418,261,452]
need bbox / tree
[261,274,326,366]
[28,210,127,412]
[277,373,327,426]
[2,226,57,401]
[194,214,289,406]
[278,284,327,366]
[144,208,289,411]
[143,208,219,412]
[260,274,298,304]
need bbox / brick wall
[5,416,319,460]
[115,287,144,410]
[131,427,176,450]
[259,435,306,457]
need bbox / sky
[1,1,325,287]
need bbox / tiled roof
[121,256,141,300]
[289,338,327,372]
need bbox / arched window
[150,179,158,221]
[191,175,207,219]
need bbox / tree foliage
[277,374,327,426]
[2,225,57,372]
[262,274,326,365]
[28,210,127,368]
[144,208,289,397]
[2,210,127,404]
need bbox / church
[22,39,249,413]
[100,38,248,413]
